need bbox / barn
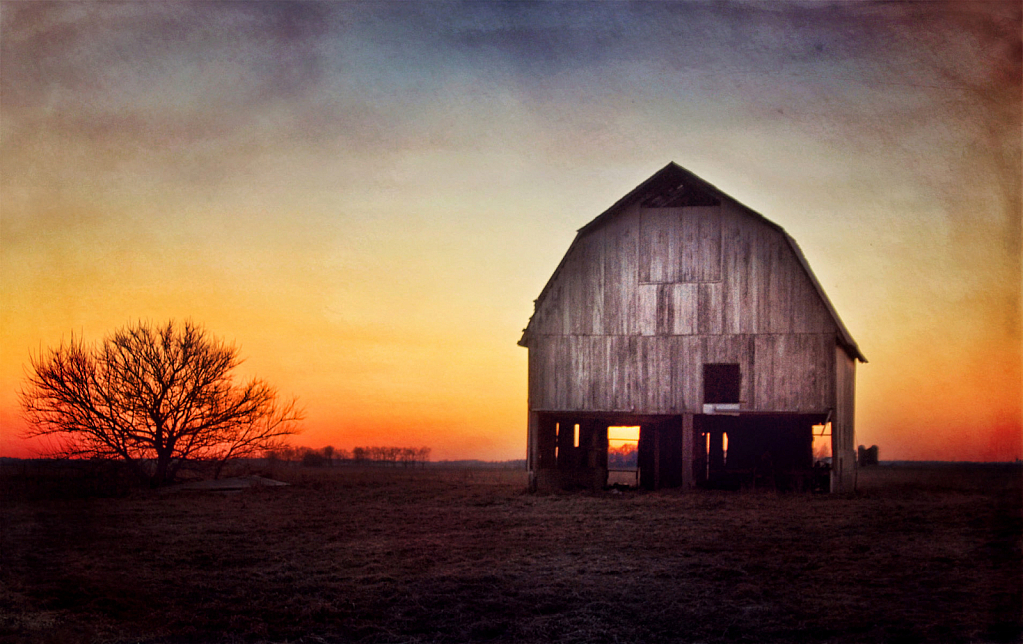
[519,163,866,493]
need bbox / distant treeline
[608,444,638,469]
[266,446,432,468]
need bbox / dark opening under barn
[532,412,831,492]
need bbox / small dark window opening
[704,364,740,404]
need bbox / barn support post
[584,419,608,490]
[533,415,560,492]
[832,346,858,493]
[527,411,540,491]
[653,424,662,489]
[708,428,725,480]
[638,425,655,490]
[681,413,695,490]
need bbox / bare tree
[399,447,415,468]
[20,320,302,486]
[399,447,431,468]
[416,446,431,467]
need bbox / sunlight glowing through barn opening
[812,422,832,462]
[607,425,640,486]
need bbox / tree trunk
[153,451,172,487]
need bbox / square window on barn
[703,363,740,404]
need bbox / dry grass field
[1,462,1020,644]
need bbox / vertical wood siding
[753,334,834,411]
[528,196,842,415]
[603,206,640,335]
[640,207,721,282]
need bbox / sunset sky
[2,2,1019,461]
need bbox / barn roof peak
[578,162,778,235]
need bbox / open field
[1,463,1020,643]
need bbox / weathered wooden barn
[519,163,865,493]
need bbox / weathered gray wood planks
[527,196,846,415]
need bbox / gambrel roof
[520,162,866,362]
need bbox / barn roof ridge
[520,162,865,362]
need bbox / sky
[1,1,1020,462]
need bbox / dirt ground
[1,462,1020,643]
